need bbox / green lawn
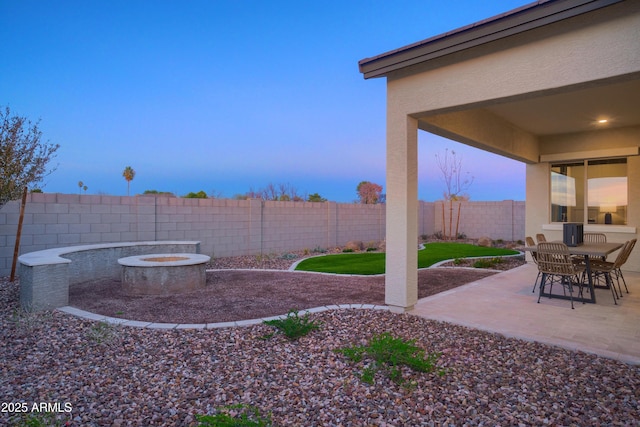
[294,242,520,275]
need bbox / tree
[78,181,83,194]
[0,106,59,208]
[143,189,176,197]
[435,149,473,240]
[239,183,305,201]
[356,181,383,204]
[122,166,135,196]
[307,193,327,202]
[184,190,207,199]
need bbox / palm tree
[122,166,136,196]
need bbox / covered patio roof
[359,0,640,312]
[359,0,640,162]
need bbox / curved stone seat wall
[18,241,201,311]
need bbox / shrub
[263,310,322,340]
[86,321,120,345]
[10,411,70,427]
[335,332,443,386]
[472,257,504,269]
[10,307,52,335]
[196,404,272,426]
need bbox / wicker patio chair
[591,238,636,298]
[574,232,608,265]
[526,236,541,293]
[584,232,607,243]
[535,233,547,244]
[536,242,585,309]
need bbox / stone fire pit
[118,253,210,296]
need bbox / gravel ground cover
[2,248,639,426]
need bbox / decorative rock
[344,241,364,251]
[477,236,493,247]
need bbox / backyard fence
[0,193,525,276]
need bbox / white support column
[385,113,418,312]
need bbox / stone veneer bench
[18,241,202,311]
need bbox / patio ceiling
[479,76,640,136]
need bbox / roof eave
[358,0,623,79]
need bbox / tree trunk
[455,201,462,240]
[441,201,445,240]
[448,199,453,240]
[10,187,28,282]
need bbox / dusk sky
[1,0,527,203]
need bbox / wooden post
[10,187,28,282]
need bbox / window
[551,158,627,225]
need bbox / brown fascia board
[358,0,623,79]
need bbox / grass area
[294,242,519,275]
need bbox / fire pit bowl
[117,253,210,296]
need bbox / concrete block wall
[433,200,526,242]
[0,193,525,276]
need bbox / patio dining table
[525,241,624,304]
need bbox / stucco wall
[0,193,525,277]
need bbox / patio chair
[591,238,636,297]
[536,242,585,309]
[584,232,607,243]
[535,233,547,244]
[574,232,608,265]
[526,236,541,293]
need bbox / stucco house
[359,0,640,312]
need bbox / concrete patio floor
[411,263,640,365]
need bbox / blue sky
[1,0,527,202]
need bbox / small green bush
[196,404,272,426]
[86,321,120,344]
[263,310,321,340]
[472,257,504,268]
[472,259,493,268]
[10,411,70,427]
[342,248,354,253]
[335,332,443,385]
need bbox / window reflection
[587,159,627,225]
[551,159,627,225]
[551,162,583,223]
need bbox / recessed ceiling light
[597,119,608,124]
